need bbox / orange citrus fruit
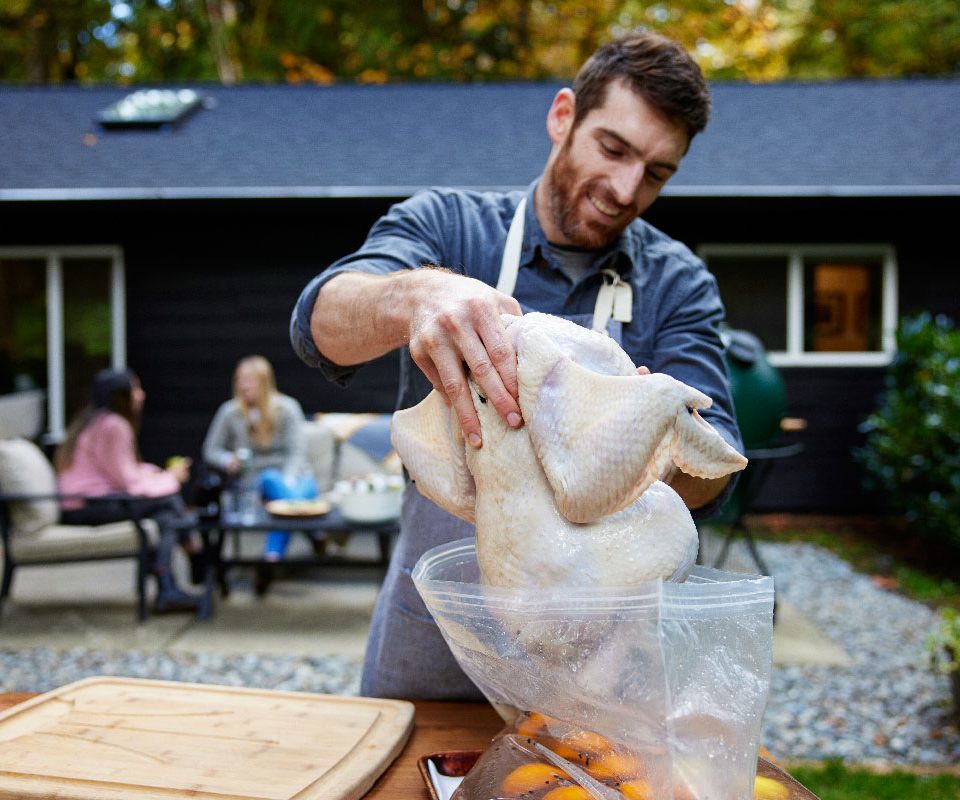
[542,787,593,800]
[754,775,790,800]
[560,728,614,756]
[545,740,589,764]
[586,751,645,781]
[500,762,571,796]
[619,778,653,800]
[515,711,558,738]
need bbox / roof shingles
[1,79,957,199]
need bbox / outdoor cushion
[0,438,59,535]
[0,390,45,440]
[302,413,401,489]
[10,517,158,562]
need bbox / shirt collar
[520,179,638,278]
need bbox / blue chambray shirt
[291,181,742,517]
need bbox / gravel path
[0,649,362,696]
[760,541,959,766]
[1,541,957,766]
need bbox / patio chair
[0,438,158,622]
[710,437,804,575]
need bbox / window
[0,247,125,439]
[698,244,897,367]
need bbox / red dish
[417,750,482,800]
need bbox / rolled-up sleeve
[648,250,743,518]
[290,272,330,371]
[289,190,451,386]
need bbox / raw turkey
[391,312,747,589]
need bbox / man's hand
[312,268,523,448]
[406,269,523,448]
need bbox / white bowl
[337,485,402,523]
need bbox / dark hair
[90,369,135,413]
[572,32,711,142]
[54,369,141,471]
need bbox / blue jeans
[260,469,318,558]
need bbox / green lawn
[789,760,960,800]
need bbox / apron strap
[496,196,526,295]
[495,196,632,334]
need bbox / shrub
[855,312,960,548]
[926,608,960,721]
[926,608,960,677]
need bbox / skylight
[98,89,202,129]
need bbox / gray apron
[360,198,632,700]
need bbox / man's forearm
[310,265,523,447]
[311,270,413,367]
[668,472,731,511]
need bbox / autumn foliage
[2,0,957,85]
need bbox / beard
[546,140,636,250]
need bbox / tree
[0,0,113,82]
[0,0,956,84]
[785,0,960,78]
[621,0,806,81]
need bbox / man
[291,32,742,699]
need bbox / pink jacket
[57,412,179,507]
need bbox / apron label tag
[613,281,633,323]
[594,269,632,330]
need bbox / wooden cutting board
[0,676,414,800]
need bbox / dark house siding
[645,195,960,513]
[1,197,402,465]
[3,80,958,517]
[124,197,405,462]
[2,192,958,512]
[761,367,885,512]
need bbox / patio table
[174,505,398,619]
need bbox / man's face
[541,80,688,249]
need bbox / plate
[265,499,332,518]
[418,751,480,800]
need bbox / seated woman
[55,368,204,614]
[202,356,317,589]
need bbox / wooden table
[367,700,504,798]
[0,693,501,799]
[0,694,786,799]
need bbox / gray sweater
[202,394,306,476]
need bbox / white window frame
[697,243,898,367]
[0,245,126,439]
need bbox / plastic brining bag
[413,539,776,800]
